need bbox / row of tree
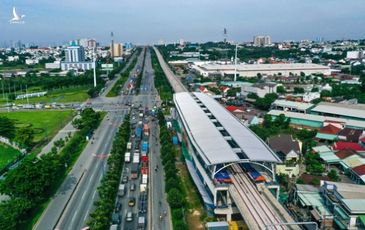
[134,48,147,95]
[157,111,188,230]
[87,115,130,229]
[0,108,102,230]
[151,48,173,101]
[0,116,35,151]
[107,52,140,97]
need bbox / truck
[131,163,139,179]
[118,184,126,197]
[143,124,149,137]
[142,174,148,184]
[135,127,142,139]
[127,142,132,150]
[133,152,140,164]
[138,216,146,229]
[140,184,147,193]
[124,152,131,163]
[141,141,148,154]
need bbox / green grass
[0,110,74,143]
[0,144,22,170]
[4,86,90,104]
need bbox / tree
[14,126,34,148]
[276,85,286,94]
[293,87,305,94]
[320,90,332,97]
[328,169,339,181]
[0,116,16,139]
[167,188,184,208]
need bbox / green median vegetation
[135,48,146,95]
[151,48,173,101]
[87,115,130,229]
[0,144,22,172]
[106,53,140,97]
[157,110,188,230]
[0,108,103,230]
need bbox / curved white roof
[174,92,281,165]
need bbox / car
[112,212,120,224]
[126,211,133,222]
[122,175,128,183]
[115,202,122,212]
[128,197,136,207]
[130,183,135,191]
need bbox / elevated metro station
[173,92,298,229]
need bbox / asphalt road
[33,49,145,230]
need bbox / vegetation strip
[150,48,173,102]
[157,110,188,229]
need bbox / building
[268,134,301,177]
[241,82,278,98]
[311,102,365,122]
[321,181,365,229]
[173,92,281,219]
[65,46,85,62]
[110,43,123,57]
[79,38,97,49]
[61,45,95,71]
[253,35,272,46]
[45,61,61,69]
[191,63,331,78]
[271,100,314,114]
[346,51,364,60]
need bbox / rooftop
[174,92,281,165]
[311,102,365,120]
[199,63,330,71]
[272,99,314,111]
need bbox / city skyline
[0,0,365,46]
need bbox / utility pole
[234,44,238,82]
[26,84,29,104]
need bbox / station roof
[200,63,330,72]
[174,92,281,165]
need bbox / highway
[34,49,145,230]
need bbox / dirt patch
[187,209,204,230]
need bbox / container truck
[125,152,131,163]
[142,141,148,154]
[133,152,140,164]
[143,124,149,136]
[135,127,142,138]
[142,174,148,184]
[131,163,139,179]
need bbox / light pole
[234,43,238,82]
[93,48,97,88]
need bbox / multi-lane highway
[34,49,145,230]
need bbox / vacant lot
[0,110,74,143]
[0,144,22,170]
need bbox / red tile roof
[352,164,365,176]
[360,137,365,143]
[335,149,357,159]
[226,105,239,113]
[333,142,365,152]
[319,124,341,135]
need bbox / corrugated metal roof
[342,199,365,213]
[268,110,365,129]
[174,92,240,165]
[194,92,281,163]
[312,102,365,120]
[272,99,314,111]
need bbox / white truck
[142,174,148,184]
[125,152,131,163]
[133,152,140,164]
[127,142,132,150]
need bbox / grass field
[0,110,75,143]
[0,144,22,170]
[0,86,90,105]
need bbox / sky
[0,0,365,46]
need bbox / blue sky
[1,0,365,46]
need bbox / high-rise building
[253,35,272,46]
[65,45,85,62]
[110,43,123,57]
